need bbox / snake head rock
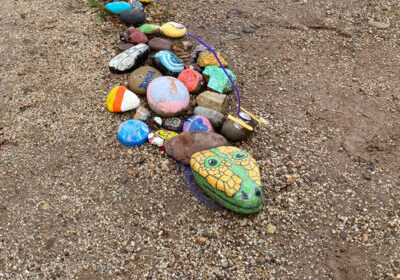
[190,146,263,214]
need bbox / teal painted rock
[105,2,132,14]
[202,66,237,94]
[152,50,184,77]
[190,146,263,214]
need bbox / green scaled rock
[202,66,237,94]
[190,146,263,214]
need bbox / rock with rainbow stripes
[106,86,140,113]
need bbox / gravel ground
[1,0,400,279]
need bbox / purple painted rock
[165,131,229,165]
[182,115,214,132]
[125,27,148,44]
[148,37,172,51]
[147,76,190,117]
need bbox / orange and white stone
[106,86,140,113]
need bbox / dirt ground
[0,0,399,279]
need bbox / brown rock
[165,131,229,165]
[128,66,162,95]
[148,37,172,51]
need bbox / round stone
[106,86,140,113]
[128,66,162,95]
[105,2,132,14]
[152,50,184,76]
[120,9,145,26]
[147,76,190,117]
[183,116,214,132]
[138,24,161,35]
[178,68,203,94]
[221,118,252,142]
[148,37,172,51]
[117,120,150,146]
[161,22,187,38]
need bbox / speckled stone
[202,65,236,94]
[178,68,203,94]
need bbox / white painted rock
[109,44,150,74]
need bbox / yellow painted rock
[137,0,151,4]
[106,86,140,113]
[161,22,187,38]
[155,130,178,140]
[198,51,228,67]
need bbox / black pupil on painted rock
[208,159,217,166]
[241,192,249,200]
[255,189,261,197]
[236,153,245,159]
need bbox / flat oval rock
[193,106,224,130]
[165,131,228,165]
[178,68,203,94]
[128,66,162,95]
[182,115,214,132]
[109,44,149,74]
[105,2,132,14]
[120,9,145,26]
[148,37,172,51]
[152,50,184,76]
[106,85,140,112]
[125,27,148,44]
[138,24,161,34]
[161,22,187,38]
[117,120,150,146]
[147,76,190,117]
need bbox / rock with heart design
[161,22,187,38]
[105,1,132,14]
[147,76,190,117]
[117,120,150,146]
[152,50,184,76]
[182,115,214,132]
[120,9,145,26]
[109,44,149,74]
[128,66,162,95]
[124,27,148,44]
[106,86,140,113]
[178,68,203,94]
[202,65,236,94]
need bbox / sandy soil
[0,0,399,279]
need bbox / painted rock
[106,86,140,113]
[153,116,162,126]
[117,120,150,146]
[152,50,184,76]
[128,66,162,95]
[193,106,225,130]
[147,76,190,117]
[182,116,214,132]
[197,51,228,67]
[128,0,144,11]
[155,129,178,140]
[196,91,228,113]
[148,132,164,147]
[138,24,161,35]
[165,131,228,165]
[109,44,149,74]
[161,22,187,38]
[120,9,145,26]
[124,27,148,44]
[191,44,208,62]
[221,116,253,142]
[203,65,236,94]
[133,105,151,121]
[163,117,183,132]
[190,146,263,214]
[178,69,203,94]
[148,37,172,51]
[105,1,132,14]
[137,0,151,4]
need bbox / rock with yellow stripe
[190,146,263,214]
[106,86,140,113]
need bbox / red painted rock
[126,27,148,44]
[178,68,203,94]
[165,131,229,165]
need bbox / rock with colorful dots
[106,86,140,113]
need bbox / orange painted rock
[178,68,203,94]
[106,86,140,113]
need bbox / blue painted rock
[109,44,149,74]
[128,66,162,95]
[193,106,225,130]
[202,65,237,94]
[147,76,190,117]
[120,9,145,26]
[117,120,150,146]
[152,50,184,77]
[163,117,184,132]
[183,116,214,132]
[105,1,132,14]
[128,0,144,11]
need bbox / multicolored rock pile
[103,0,265,214]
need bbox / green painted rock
[202,66,237,94]
[190,146,263,214]
[138,24,161,35]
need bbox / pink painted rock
[147,76,190,117]
[165,131,228,165]
[126,27,148,44]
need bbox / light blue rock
[130,0,144,11]
[117,120,150,146]
[105,2,132,14]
